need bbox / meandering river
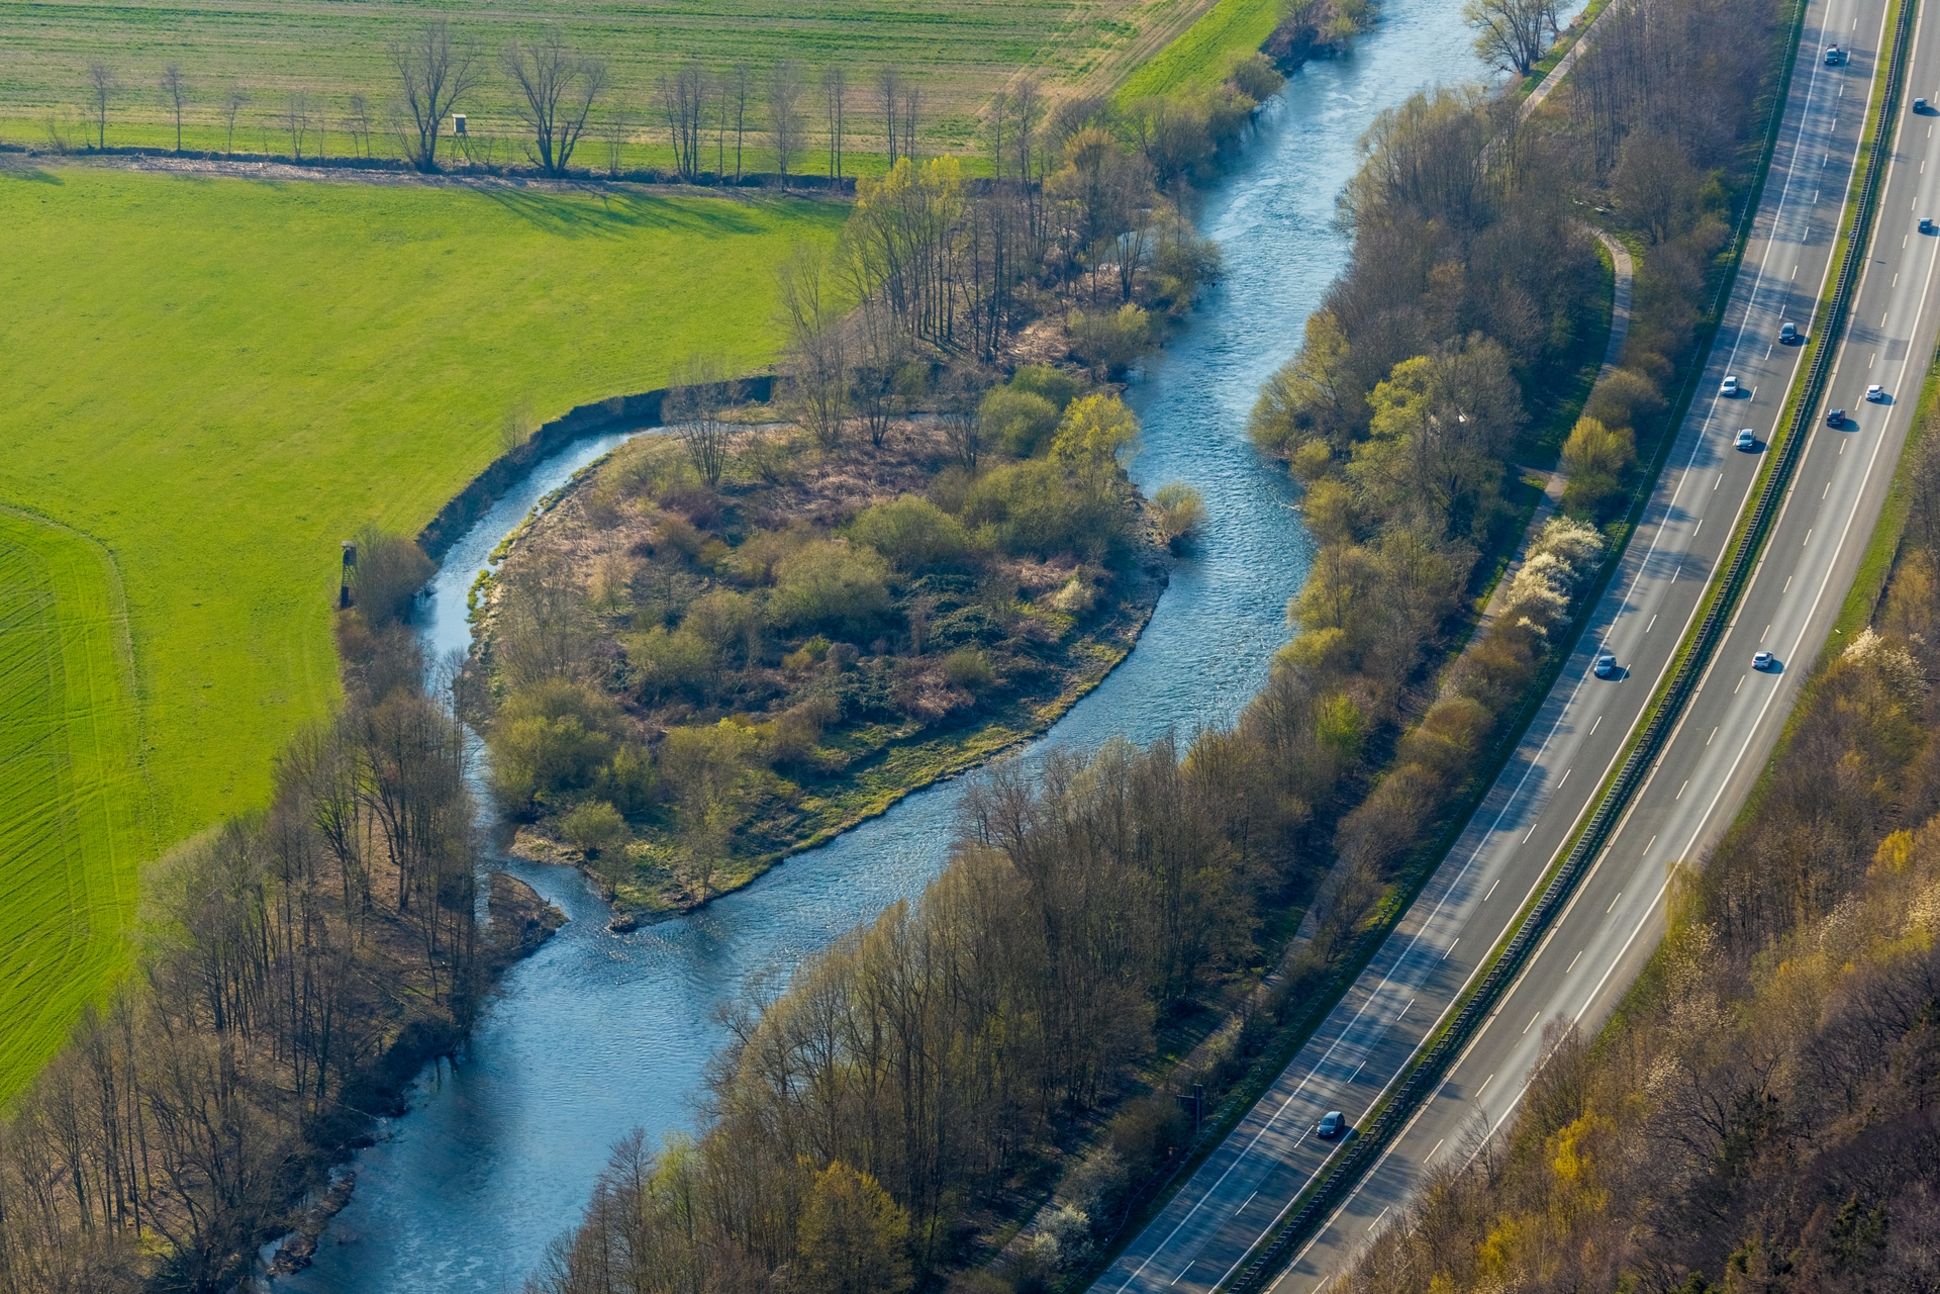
[283,1,1505,1285]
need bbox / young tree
[658,58,708,180]
[345,92,374,157]
[504,29,606,175]
[795,1162,915,1294]
[86,61,117,149]
[668,355,740,487]
[223,84,249,154]
[778,244,848,448]
[1464,0,1561,76]
[769,60,805,181]
[877,66,902,166]
[159,64,189,152]
[727,63,752,180]
[283,91,312,160]
[824,65,847,180]
[388,18,481,171]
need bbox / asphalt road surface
[1094,0,1914,1286]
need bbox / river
[282,2,1495,1286]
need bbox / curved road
[1098,0,1905,1285]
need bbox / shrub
[1067,304,1152,378]
[941,647,997,694]
[684,588,761,658]
[850,495,978,573]
[1051,393,1140,470]
[626,625,718,702]
[488,679,627,812]
[559,799,628,860]
[963,459,1128,560]
[1560,416,1636,519]
[1008,363,1081,413]
[348,526,433,629]
[1229,53,1286,104]
[1152,481,1206,549]
[979,387,1062,459]
[769,539,894,639]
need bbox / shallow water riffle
[283,1,1518,1286]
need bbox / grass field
[0,0,1237,166]
[0,163,843,1091]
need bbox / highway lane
[1279,0,1940,1284]
[1095,2,1876,1288]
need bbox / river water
[283,2,1498,1286]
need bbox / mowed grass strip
[0,509,153,1096]
[0,164,843,1093]
[0,0,1217,160]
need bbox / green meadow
[0,164,844,1090]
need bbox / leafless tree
[345,93,374,157]
[283,91,312,160]
[605,110,627,177]
[768,60,805,181]
[504,29,607,175]
[223,84,249,154]
[778,245,848,448]
[159,65,189,152]
[659,58,708,180]
[86,62,117,149]
[878,66,902,165]
[668,356,741,487]
[824,66,847,180]
[388,18,481,171]
[726,63,752,180]
[901,81,922,162]
[1465,0,1561,76]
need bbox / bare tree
[668,356,741,487]
[159,64,189,152]
[727,63,752,180]
[86,62,117,149]
[605,110,627,177]
[824,66,847,180]
[504,29,607,175]
[878,67,902,165]
[283,91,312,160]
[1464,0,1561,76]
[223,84,249,154]
[901,81,922,162]
[388,18,481,171]
[778,244,848,448]
[658,58,708,180]
[345,93,374,157]
[768,60,805,181]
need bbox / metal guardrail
[1223,2,1915,1287]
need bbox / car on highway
[1316,1111,1347,1139]
[1824,43,1845,64]
[1735,428,1759,451]
[1828,407,1848,427]
[1721,374,1741,396]
[1780,321,1800,343]
[1753,650,1777,671]
[1923,217,1937,235]
[1593,650,1618,678]
[1918,96,1931,113]
[1867,383,1886,402]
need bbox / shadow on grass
[0,166,65,185]
[473,184,800,239]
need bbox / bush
[1008,363,1081,413]
[1067,304,1152,379]
[1229,53,1286,104]
[626,625,718,702]
[488,679,627,812]
[348,526,433,629]
[1560,415,1637,519]
[850,495,979,573]
[683,588,761,658]
[979,387,1062,459]
[769,539,894,639]
[963,459,1128,560]
[1152,481,1206,548]
[1051,393,1140,470]
[941,647,997,694]
[559,799,628,859]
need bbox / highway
[1095,0,1901,1286]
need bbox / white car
[1593,650,1618,679]
[1825,44,1846,64]
[1866,384,1886,402]
[1735,428,1758,451]
[1721,375,1741,396]
[1753,650,1777,671]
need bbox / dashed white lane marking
[1606,891,1623,914]
[1590,714,1602,735]
[1558,767,1572,787]
[1566,949,1583,973]
[1677,779,1689,800]
[1523,1011,1542,1036]
[1428,1137,1445,1161]
[1785,573,1794,591]
[1708,725,1719,746]
[1735,674,1746,693]
[1646,613,1658,633]
[1237,1190,1257,1216]
[1444,938,1460,961]
[1715,472,1725,490]
[1484,879,1500,901]
[1476,1072,1496,1096]
[1367,1206,1391,1235]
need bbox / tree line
[63,17,1094,182]
[0,532,548,1293]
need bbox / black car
[1827,408,1847,428]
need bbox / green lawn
[0,0,1228,164]
[0,164,843,1091]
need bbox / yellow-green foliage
[0,165,841,1094]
